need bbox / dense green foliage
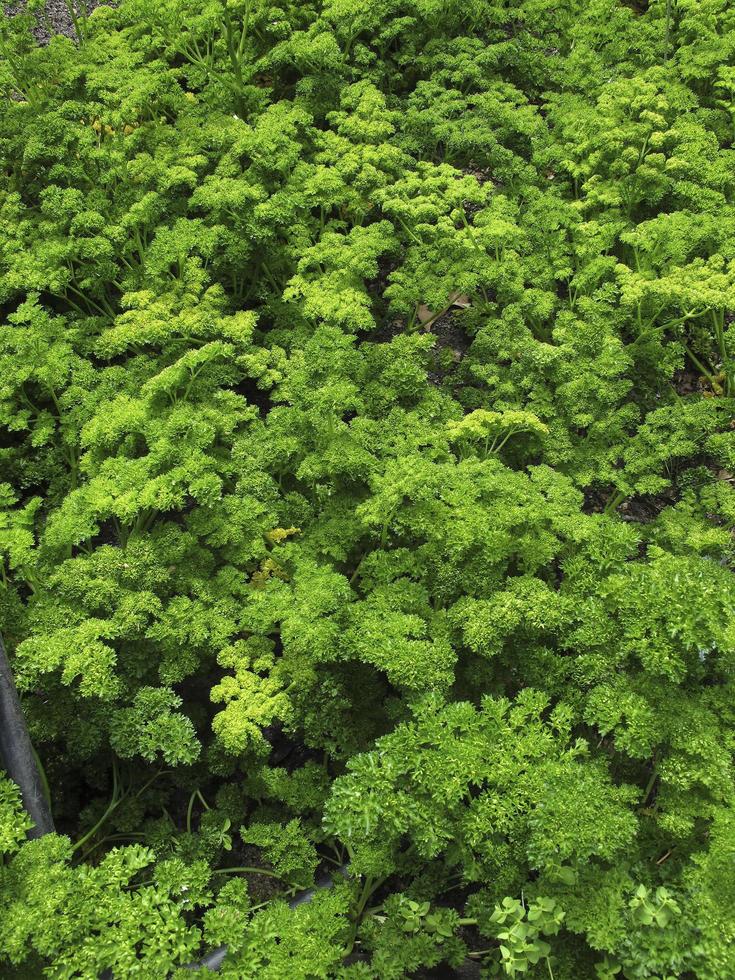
[1,0,735,976]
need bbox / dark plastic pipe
[0,631,55,837]
[186,865,351,972]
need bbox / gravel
[5,0,116,45]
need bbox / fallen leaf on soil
[448,291,471,308]
[417,292,472,324]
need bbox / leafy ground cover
[1,1,735,977]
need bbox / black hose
[185,864,351,972]
[0,631,55,838]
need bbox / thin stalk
[72,764,165,855]
[252,888,298,911]
[79,831,146,863]
[62,0,86,42]
[223,5,250,114]
[604,489,627,515]
[640,762,659,810]
[683,343,718,390]
[213,866,283,879]
[72,757,121,854]
[397,217,421,244]
[489,428,526,456]
[62,283,111,319]
[186,788,211,834]
[30,745,52,812]
[348,554,366,586]
[319,851,346,868]
[343,875,387,957]
[380,510,395,548]
[711,309,726,363]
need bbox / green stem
[380,509,395,548]
[62,0,85,43]
[30,745,52,812]
[397,217,421,244]
[353,875,386,920]
[640,761,659,809]
[342,875,386,958]
[348,554,366,586]
[490,428,527,456]
[72,757,121,854]
[213,866,282,879]
[249,887,298,912]
[79,831,146,863]
[319,851,345,868]
[683,343,717,389]
[604,489,627,515]
[186,788,211,834]
[72,765,165,855]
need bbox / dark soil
[618,492,677,523]
[237,845,285,905]
[427,311,472,384]
[583,485,677,523]
[464,167,493,185]
[673,367,708,398]
[414,958,483,979]
[5,0,115,45]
